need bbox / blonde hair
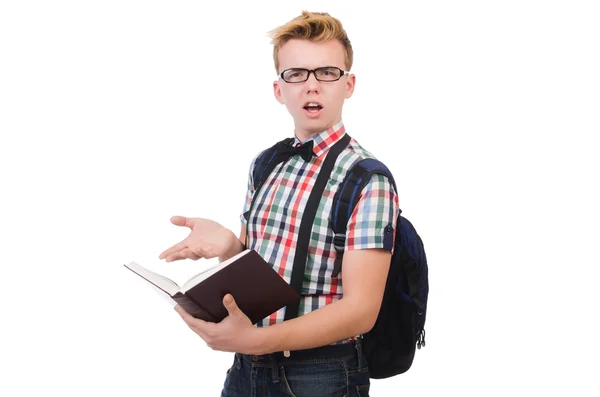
[268,11,353,72]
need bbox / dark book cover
[171,292,218,322]
[183,250,300,324]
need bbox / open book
[124,249,300,324]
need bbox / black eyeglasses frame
[278,66,351,83]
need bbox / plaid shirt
[241,120,400,332]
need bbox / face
[273,39,355,140]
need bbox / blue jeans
[220,338,371,397]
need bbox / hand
[159,216,238,262]
[174,294,262,354]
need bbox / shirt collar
[292,120,346,158]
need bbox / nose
[305,71,320,93]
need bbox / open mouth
[303,102,323,115]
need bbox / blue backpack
[246,135,429,379]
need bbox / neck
[294,130,319,143]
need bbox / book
[124,249,300,324]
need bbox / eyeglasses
[279,67,350,83]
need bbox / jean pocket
[281,361,347,397]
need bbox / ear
[273,80,285,104]
[344,73,356,99]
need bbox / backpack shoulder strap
[252,138,295,197]
[330,158,399,276]
[242,137,294,223]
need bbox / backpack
[245,135,428,379]
[329,158,429,378]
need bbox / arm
[252,172,398,353]
[159,218,245,263]
[174,248,391,355]
[252,248,390,354]
[173,174,398,355]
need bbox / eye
[316,68,340,79]
[284,69,308,81]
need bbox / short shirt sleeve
[345,173,400,252]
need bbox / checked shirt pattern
[241,120,400,330]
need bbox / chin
[302,123,328,135]
[291,112,335,135]
[304,117,331,130]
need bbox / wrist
[219,231,244,262]
[247,326,274,355]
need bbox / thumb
[170,216,190,228]
[223,294,240,316]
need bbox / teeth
[306,103,320,108]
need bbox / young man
[159,11,399,397]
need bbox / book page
[124,261,180,296]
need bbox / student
[159,11,400,397]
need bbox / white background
[1,1,599,396]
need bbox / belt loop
[270,354,281,384]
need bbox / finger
[166,248,201,262]
[223,294,240,316]
[174,305,202,326]
[174,304,185,315]
[175,306,212,335]
[175,306,202,336]
[174,304,193,320]
[179,248,201,261]
[164,251,188,263]
[193,246,208,259]
[170,216,192,228]
[159,241,188,259]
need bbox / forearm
[252,297,376,355]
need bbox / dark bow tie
[274,139,315,162]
